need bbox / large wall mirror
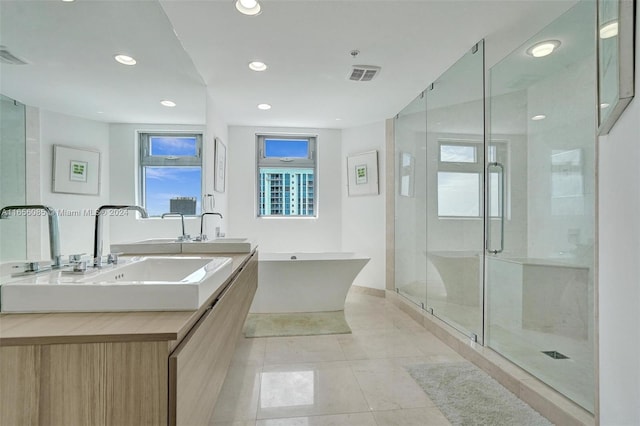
[598,0,636,134]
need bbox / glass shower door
[394,94,427,307]
[0,95,27,261]
[486,0,596,412]
[425,41,485,340]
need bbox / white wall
[38,110,111,258]
[341,121,386,290]
[204,91,229,235]
[598,7,640,424]
[227,126,342,252]
[108,122,207,246]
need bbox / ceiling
[0,0,577,129]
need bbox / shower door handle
[486,162,505,254]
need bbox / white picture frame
[52,145,100,195]
[347,150,379,196]
[214,138,226,193]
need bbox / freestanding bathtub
[250,252,370,313]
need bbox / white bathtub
[250,252,370,313]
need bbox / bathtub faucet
[162,212,190,242]
[94,205,148,267]
[199,212,223,241]
[0,204,62,269]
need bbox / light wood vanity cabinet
[169,251,258,425]
[0,250,258,426]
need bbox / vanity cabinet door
[168,252,257,426]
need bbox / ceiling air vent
[0,46,28,65]
[349,65,380,82]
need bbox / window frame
[138,132,203,217]
[256,134,318,218]
[436,139,508,219]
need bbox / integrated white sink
[181,237,253,254]
[111,238,182,254]
[111,237,253,254]
[0,256,233,313]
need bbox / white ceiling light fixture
[249,61,267,71]
[114,54,137,66]
[160,100,176,107]
[531,114,546,121]
[235,0,261,16]
[526,40,561,58]
[257,103,271,110]
[599,21,618,39]
[600,103,610,109]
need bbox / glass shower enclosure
[393,0,596,413]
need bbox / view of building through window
[259,168,314,216]
[257,135,317,217]
[139,134,202,217]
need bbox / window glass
[139,133,202,217]
[437,172,480,217]
[149,136,198,157]
[440,144,476,163]
[257,135,316,217]
[264,139,309,158]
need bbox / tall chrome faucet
[199,212,223,241]
[93,205,148,267]
[161,212,190,241]
[0,205,62,269]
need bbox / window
[437,140,507,218]
[139,133,203,217]
[257,135,317,217]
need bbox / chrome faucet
[162,212,190,242]
[93,205,148,267]
[199,212,223,241]
[0,205,63,269]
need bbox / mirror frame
[597,0,636,135]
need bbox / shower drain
[542,350,569,360]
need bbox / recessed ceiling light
[257,103,271,110]
[600,21,618,39]
[335,118,342,121]
[114,54,137,66]
[249,61,267,71]
[531,114,546,121]
[235,0,261,16]
[600,103,610,109]
[526,40,561,58]
[97,111,104,114]
[61,0,75,2]
[160,100,176,107]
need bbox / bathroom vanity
[0,249,258,426]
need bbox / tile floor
[211,291,469,426]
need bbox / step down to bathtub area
[542,350,569,360]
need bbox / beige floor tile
[264,335,347,365]
[349,358,435,411]
[255,412,376,426]
[372,407,451,426]
[337,330,425,360]
[256,362,369,419]
[212,364,261,423]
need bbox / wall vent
[0,46,28,65]
[349,65,380,82]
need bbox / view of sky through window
[150,136,197,156]
[144,167,201,216]
[264,139,309,158]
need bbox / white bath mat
[405,362,552,426]
[243,311,352,338]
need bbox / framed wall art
[214,137,226,193]
[347,150,379,196]
[52,145,101,195]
